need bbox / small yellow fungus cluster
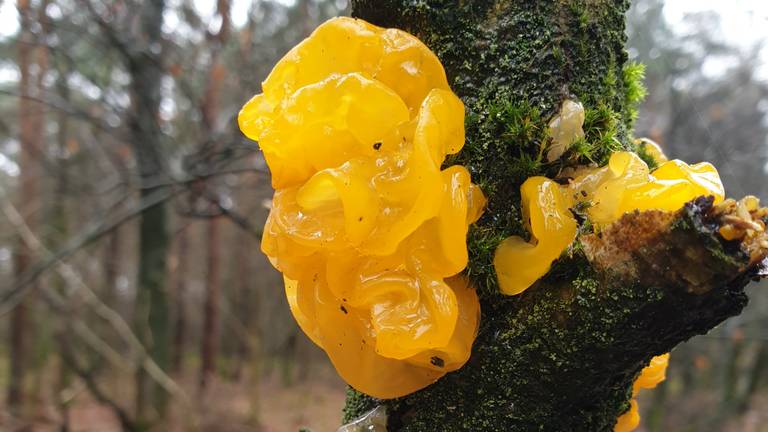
[239,17,486,399]
[615,353,670,432]
[571,151,724,227]
[717,195,767,241]
[494,148,724,296]
[494,177,578,295]
[546,99,586,162]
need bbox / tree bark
[198,0,230,392]
[234,214,254,379]
[171,226,189,375]
[344,1,768,430]
[52,43,73,432]
[103,227,122,310]
[8,0,45,417]
[127,0,171,424]
[200,216,221,390]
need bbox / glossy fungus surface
[494,149,724,296]
[239,17,485,399]
[546,99,585,162]
[615,353,670,432]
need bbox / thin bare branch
[0,185,193,413]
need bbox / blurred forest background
[0,0,767,431]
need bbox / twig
[0,185,177,312]
[59,339,138,431]
[0,185,192,410]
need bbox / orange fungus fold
[238,17,486,399]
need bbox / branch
[59,338,138,431]
[0,185,179,312]
[0,186,193,414]
[77,0,134,61]
[0,89,125,140]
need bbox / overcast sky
[0,0,766,53]
[0,0,766,177]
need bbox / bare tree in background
[199,0,232,393]
[8,0,48,416]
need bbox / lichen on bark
[343,1,768,430]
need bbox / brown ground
[1,372,347,432]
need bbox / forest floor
[2,371,347,432]
[3,364,768,431]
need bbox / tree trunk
[103,227,122,311]
[200,216,222,390]
[344,1,767,430]
[171,226,189,375]
[128,0,170,424]
[8,0,42,417]
[234,217,253,379]
[198,0,230,392]
[52,59,73,432]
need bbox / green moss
[343,252,658,430]
[581,102,625,165]
[622,62,648,128]
[342,386,378,424]
[635,140,660,170]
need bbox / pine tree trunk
[171,227,189,375]
[198,0,230,391]
[103,228,122,310]
[200,217,221,390]
[8,0,43,417]
[129,0,171,424]
[52,58,73,432]
[344,1,765,430]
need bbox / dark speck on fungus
[430,356,445,368]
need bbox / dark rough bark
[344,1,768,430]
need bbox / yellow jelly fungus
[494,177,577,295]
[494,150,725,296]
[615,353,670,432]
[546,99,586,162]
[239,17,486,399]
[632,353,670,392]
[718,196,765,241]
[614,399,640,432]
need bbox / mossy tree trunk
[344,1,767,430]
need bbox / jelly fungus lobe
[494,148,725,297]
[615,353,670,432]
[546,99,585,162]
[238,17,486,399]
